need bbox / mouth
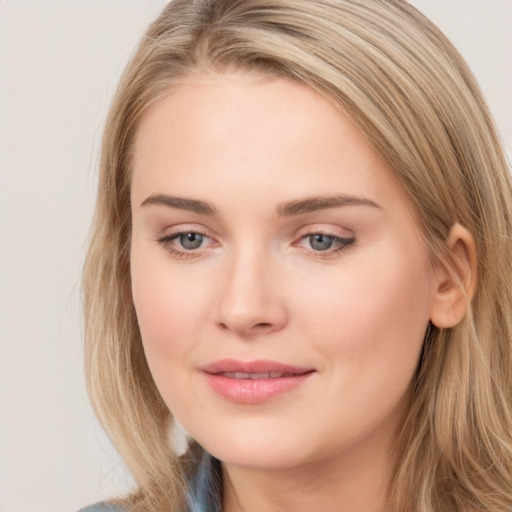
[219,371,308,379]
[200,359,315,404]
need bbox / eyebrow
[141,194,217,215]
[140,193,381,216]
[276,195,381,216]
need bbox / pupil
[180,233,203,250]
[310,234,333,251]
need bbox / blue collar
[186,450,222,512]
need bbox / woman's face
[130,71,438,471]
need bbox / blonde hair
[83,1,512,510]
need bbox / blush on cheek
[131,267,176,345]
[135,291,184,352]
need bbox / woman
[81,1,512,511]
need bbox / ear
[429,223,477,328]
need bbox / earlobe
[429,223,477,328]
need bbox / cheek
[296,248,432,375]
[130,245,208,373]
[133,275,186,350]
[131,262,211,416]
[286,250,433,451]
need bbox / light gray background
[0,1,510,511]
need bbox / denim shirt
[187,450,222,512]
[80,450,221,512]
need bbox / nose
[215,246,288,337]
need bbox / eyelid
[293,223,354,240]
[158,222,214,237]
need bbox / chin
[191,419,319,471]
[209,442,306,471]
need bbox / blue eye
[309,234,335,251]
[301,233,355,255]
[178,232,205,250]
[157,231,212,258]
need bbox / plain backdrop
[0,1,510,511]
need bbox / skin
[130,70,471,512]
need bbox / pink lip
[201,359,315,404]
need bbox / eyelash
[157,231,213,260]
[156,231,355,260]
[297,233,355,258]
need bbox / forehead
[130,71,407,213]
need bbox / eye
[299,233,355,256]
[157,230,215,259]
[177,232,206,250]
[308,234,336,251]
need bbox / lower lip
[203,372,314,404]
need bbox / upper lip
[201,359,314,375]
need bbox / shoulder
[78,504,124,512]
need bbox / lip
[201,359,315,404]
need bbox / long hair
[83,1,512,510]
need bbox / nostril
[217,321,273,333]
[254,322,272,329]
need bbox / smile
[201,359,315,404]
[220,371,301,379]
